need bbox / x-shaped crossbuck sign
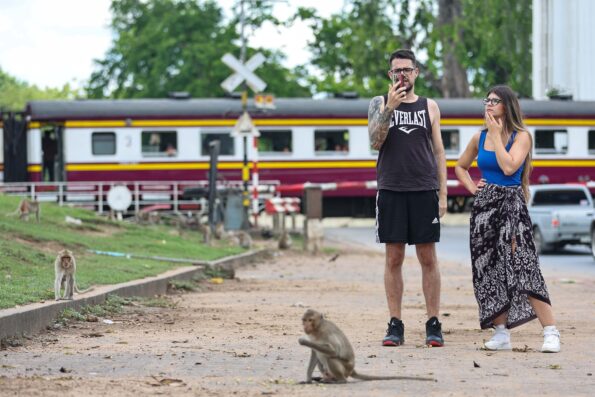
[221,52,267,93]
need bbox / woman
[455,85,560,353]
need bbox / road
[325,224,595,277]
[2,240,594,396]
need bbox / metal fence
[0,180,280,216]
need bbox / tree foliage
[0,67,79,111]
[295,0,439,98]
[87,0,309,99]
[455,0,532,97]
[298,0,532,98]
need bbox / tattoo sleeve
[368,96,393,150]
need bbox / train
[1,96,594,216]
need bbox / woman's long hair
[486,85,532,202]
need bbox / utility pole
[239,0,250,230]
[221,0,268,231]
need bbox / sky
[0,0,345,90]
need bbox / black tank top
[376,95,438,191]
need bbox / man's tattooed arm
[368,96,393,150]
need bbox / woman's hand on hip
[473,178,487,195]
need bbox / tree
[87,0,309,99]
[436,0,470,97]
[0,67,80,111]
[457,0,532,97]
[295,0,440,98]
[296,0,532,98]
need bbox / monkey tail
[351,370,435,382]
[74,283,95,294]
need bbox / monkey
[298,309,435,384]
[238,231,252,249]
[226,230,253,249]
[199,223,211,245]
[278,230,292,250]
[9,198,40,222]
[213,222,226,240]
[54,250,93,300]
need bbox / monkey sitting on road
[278,230,292,250]
[9,198,40,222]
[54,250,93,300]
[298,309,435,384]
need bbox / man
[42,131,58,181]
[368,49,448,347]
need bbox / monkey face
[302,309,322,334]
[58,250,74,269]
[61,257,72,269]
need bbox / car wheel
[591,227,595,260]
[533,226,547,255]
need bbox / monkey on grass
[54,250,94,300]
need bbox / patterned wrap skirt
[470,184,551,329]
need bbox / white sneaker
[484,326,512,350]
[542,327,561,353]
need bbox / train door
[41,125,65,181]
[2,112,28,182]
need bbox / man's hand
[438,195,447,218]
[385,81,407,111]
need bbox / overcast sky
[0,0,344,89]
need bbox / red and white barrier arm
[275,179,461,194]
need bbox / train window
[534,129,567,154]
[142,131,178,157]
[441,129,459,154]
[314,130,349,155]
[589,130,595,154]
[92,132,116,155]
[258,130,292,154]
[201,132,234,156]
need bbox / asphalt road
[325,225,595,277]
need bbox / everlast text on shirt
[389,109,428,130]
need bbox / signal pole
[239,0,250,230]
[221,0,268,231]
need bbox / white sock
[544,325,558,333]
[495,324,507,331]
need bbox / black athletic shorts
[375,189,440,244]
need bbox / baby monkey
[54,250,92,300]
[298,309,435,384]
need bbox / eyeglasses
[389,67,415,76]
[483,98,503,106]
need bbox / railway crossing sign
[221,52,267,93]
[231,111,260,137]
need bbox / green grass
[0,195,244,309]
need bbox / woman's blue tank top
[477,130,523,186]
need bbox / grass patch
[139,296,176,308]
[56,294,154,325]
[57,295,130,324]
[0,195,245,309]
[168,279,197,292]
[203,266,234,279]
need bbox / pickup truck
[528,184,594,257]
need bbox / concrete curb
[0,249,270,342]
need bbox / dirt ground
[1,241,594,397]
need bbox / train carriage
[1,97,595,216]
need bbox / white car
[528,184,594,258]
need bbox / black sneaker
[382,317,404,346]
[425,316,444,347]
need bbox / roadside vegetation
[0,194,244,309]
